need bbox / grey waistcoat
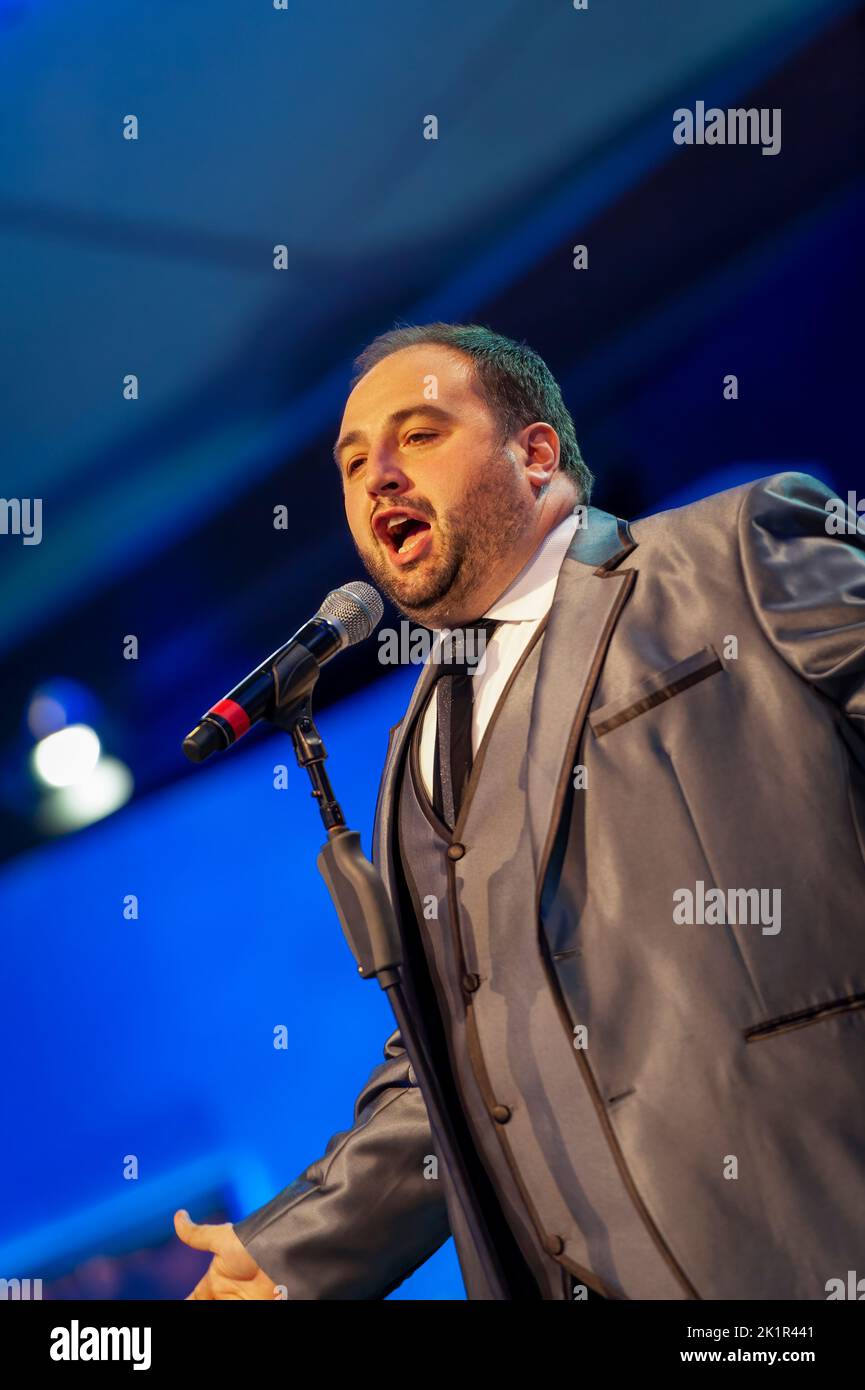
[396,621,688,1301]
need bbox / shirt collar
[482,509,581,623]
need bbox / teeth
[399,531,423,555]
[387,515,406,531]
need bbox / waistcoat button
[447,843,465,861]
[491,1104,511,1123]
[543,1233,565,1256]
[462,972,480,994]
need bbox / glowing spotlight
[38,756,134,833]
[32,724,101,788]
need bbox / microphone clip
[270,695,345,834]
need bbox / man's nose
[364,446,411,496]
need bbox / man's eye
[345,458,365,476]
[405,431,437,445]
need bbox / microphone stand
[274,695,401,983]
[269,691,511,1297]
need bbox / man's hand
[174,1210,280,1300]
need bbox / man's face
[334,344,535,627]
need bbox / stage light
[37,756,134,833]
[32,724,101,788]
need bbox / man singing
[176,323,865,1300]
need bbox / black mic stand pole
[269,691,509,1294]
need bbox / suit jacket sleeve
[232,1027,451,1299]
[738,472,865,736]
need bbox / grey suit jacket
[234,471,865,1299]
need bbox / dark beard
[351,525,465,623]
[350,448,529,626]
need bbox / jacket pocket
[744,992,865,1043]
[589,645,723,739]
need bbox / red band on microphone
[209,698,250,739]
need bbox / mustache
[371,497,436,527]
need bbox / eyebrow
[332,404,457,468]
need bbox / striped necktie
[432,619,500,829]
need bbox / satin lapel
[527,509,638,879]
[371,653,440,902]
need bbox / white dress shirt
[418,509,581,800]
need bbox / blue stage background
[0,0,861,1298]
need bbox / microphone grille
[319,581,384,645]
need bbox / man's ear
[521,422,560,490]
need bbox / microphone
[182,580,383,763]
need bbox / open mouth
[373,509,433,563]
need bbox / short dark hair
[350,321,593,503]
